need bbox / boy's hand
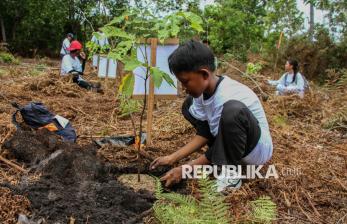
[150,155,174,170]
[160,166,183,187]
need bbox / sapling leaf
[171,22,180,37]
[177,12,204,33]
[119,74,135,97]
[150,67,176,88]
[158,30,171,43]
[108,40,133,61]
[107,16,125,26]
[150,67,164,88]
[162,72,176,88]
[108,50,122,61]
[124,58,143,71]
[101,26,134,40]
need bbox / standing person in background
[60,33,74,58]
[267,59,307,98]
[61,40,102,93]
[91,28,109,70]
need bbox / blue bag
[11,102,77,142]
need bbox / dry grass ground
[0,58,346,223]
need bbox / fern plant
[198,177,231,224]
[250,196,277,223]
[153,178,277,224]
[154,177,231,224]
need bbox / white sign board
[98,56,117,79]
[133,44,179,95]
[92,54,99,67]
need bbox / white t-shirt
[269,72,305,92]
[189,75,272,142]
[60,54,82,75]
[60,38,71,55]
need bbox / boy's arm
[150,135,208,169]
[160,154,211,187]
[171,135,208,163]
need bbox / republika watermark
[181,165,279,179]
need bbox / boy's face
[176,70,210,98]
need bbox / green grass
[273,115,288,127]
[0,52,19,64]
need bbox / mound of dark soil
[3,130,156,224]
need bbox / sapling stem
[137,42,150,182]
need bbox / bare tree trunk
[309,3,315,40]
[0,17,6,43]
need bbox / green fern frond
[250,196,277,223]
[160,192,198,207]
[153,201,202,224]
[155,178,276,224]
[153,177,232,224]
[198,177,232,224]
[154,177,164,199]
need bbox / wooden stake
[146,38,158,145]
[106,57,110,78]
[273,32,284,79]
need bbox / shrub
[0,52,19,64]
[270,27,347,82]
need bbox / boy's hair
[168,40,216,75]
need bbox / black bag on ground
[11,102,77,142]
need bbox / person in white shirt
[268,59,306,98]
[60,33,73,58]
[91,29,110,69]
[61,40,102,93]
[150,40,273,192]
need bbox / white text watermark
[181,165,280,179]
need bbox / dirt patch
[118,174,156,192]
[4,129,61,165]
[3,130,158,224]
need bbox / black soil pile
[3,130,157,224]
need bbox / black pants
[72,74,93,90]
[182,96,261,165]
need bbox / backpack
[11,102,77,142]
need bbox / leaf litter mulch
[0,59,346,223]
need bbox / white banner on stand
[133,44,179,95]
[98,56,117,79]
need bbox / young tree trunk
[309,3,315,40]
[0,17,6,43]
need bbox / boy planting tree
[150,40,273,192]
